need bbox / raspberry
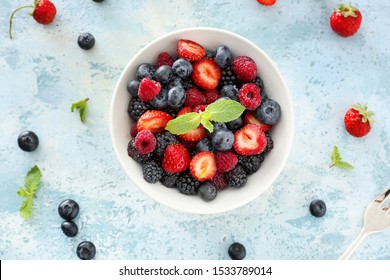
[130,124,138,137]
[127,98,153,121]
[155,52,174,68]
[212,172,228,190]
[238,83,262,110]
[127,139,152,164]
[225,165,247,188]
[134,130,157,154]
[142,160,163,183]
[193,104,207,113]
[215,151,238,173]
[232,56,257,82]
[138,77,161,102]
[203,89,221,104]
[184,87,205,108]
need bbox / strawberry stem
[9,5,34,39]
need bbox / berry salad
[126,39,281,202]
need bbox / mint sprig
[17,165,42,219]
[71,98,89,123]
[330,146,354,169]
[165,99,245,135]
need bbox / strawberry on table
[162,144,191,173]
[192,58,222,90]
[190,152,217,182]
[257,0,276,6]
[137,110,173,133]
[177,39,206,62]
[344,103,375,137]
[233,124,267,156]
[330,3,362,37]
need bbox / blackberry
[263,132,274,154]
[219,66,239,88]
[127,97,152,121]
[154,131,178,158]
[238,154,264,175]
[160,171,180,188]
[127,139,152,164]
[175,172,200,195]
[252,76,264,92]
[142,160,163,183]
[225,165,247,188]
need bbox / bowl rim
[110,27,294,215]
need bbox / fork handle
[339,229,370,260]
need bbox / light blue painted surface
[0,0,389,260]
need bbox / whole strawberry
[9,0,57,39]
[330,3,362,37]
[257,0,276,6]
[344,103,375,137]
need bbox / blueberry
[76,241,96,260]
[17,131,39,152]
[77,33,95,50]
[136,63,155,80]
[58,199,80,221]
[61,221,78,237]
[309,199,327,218]
[206,122,227,137]
[167,86,186,108]
[255,99,281,125]
[154,65,173,84]
[196,138,215,153]
[172,58,192,78]
[198,182,218,202]
[92,0,104,2]
[212,129,234,151]
[228,242,246,260]
[150,88,168,109]
[221,85,239,101]
[206,49,216,58]
[127,80,140,97]
[214,45,232,68]
[226,116,243,131]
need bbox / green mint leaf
[165,112,201,135]
[331,146,341,164]
[336,161,354,169]
[200,118,214,133]
[205,99,245,123]
[17,188,31,197]
[71,98,89,123]
[24,165,41,194]
[19,196,33,219]
[330,145,353,169]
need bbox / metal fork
[339,188,390,260]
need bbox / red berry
[191,58,222,90]
[177,107,207,142]
[244,111,272,132]
[134,130,156,154]
[233,124,267,156]
[177,39,206,62]
[344,103,374,137]
[215,151,238,173]
[137,110,173,133]
[239,83,262,110]
[257,0,276,6]
[193,104,207,113]
[212,172,229,190]
[232,56,258,82]
[155,52,174,68]
[203,89,221,104]
[330,3,362,37]
[130,124,138,137]
[184,87,205,108]
[190,152,217,182]
[138,77,161,102]
[162,144,191,173]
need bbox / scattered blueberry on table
[77,33,96,50]
[76,241,96,260]
[17,131,39,152]
[61,221,79,237]
[228,242,246,260]
[310,199,327,218]
[58,199,80,221]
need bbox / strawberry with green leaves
[344,103,375,138]
[330,3,362,37]
[9,0,57,39]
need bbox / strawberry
[177,39,206,62]
[191,58,222,90]
[330,3,362,37]
[244,111,272,132]
[137,110,173,133]
[233,124,267,156]
[344,103,374,137]
[257,0,276,6]
[177,107,207,142]
[9,0,57,39]
[193,104,207,113]
[138,77,161,102]
[190,152,217,182]
[162,144,191,173]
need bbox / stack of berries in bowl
[126,39,281,202]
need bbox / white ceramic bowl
[110,27,294,215]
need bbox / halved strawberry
[137,110,173,133]
[162,143,191,173]
[244,111,272,132]
[177,107,207,142]
[177,39,206,62]
[233,124,267,156]
[190,152,217,181]
[191,58,221,90]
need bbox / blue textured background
[0,0,389,260]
